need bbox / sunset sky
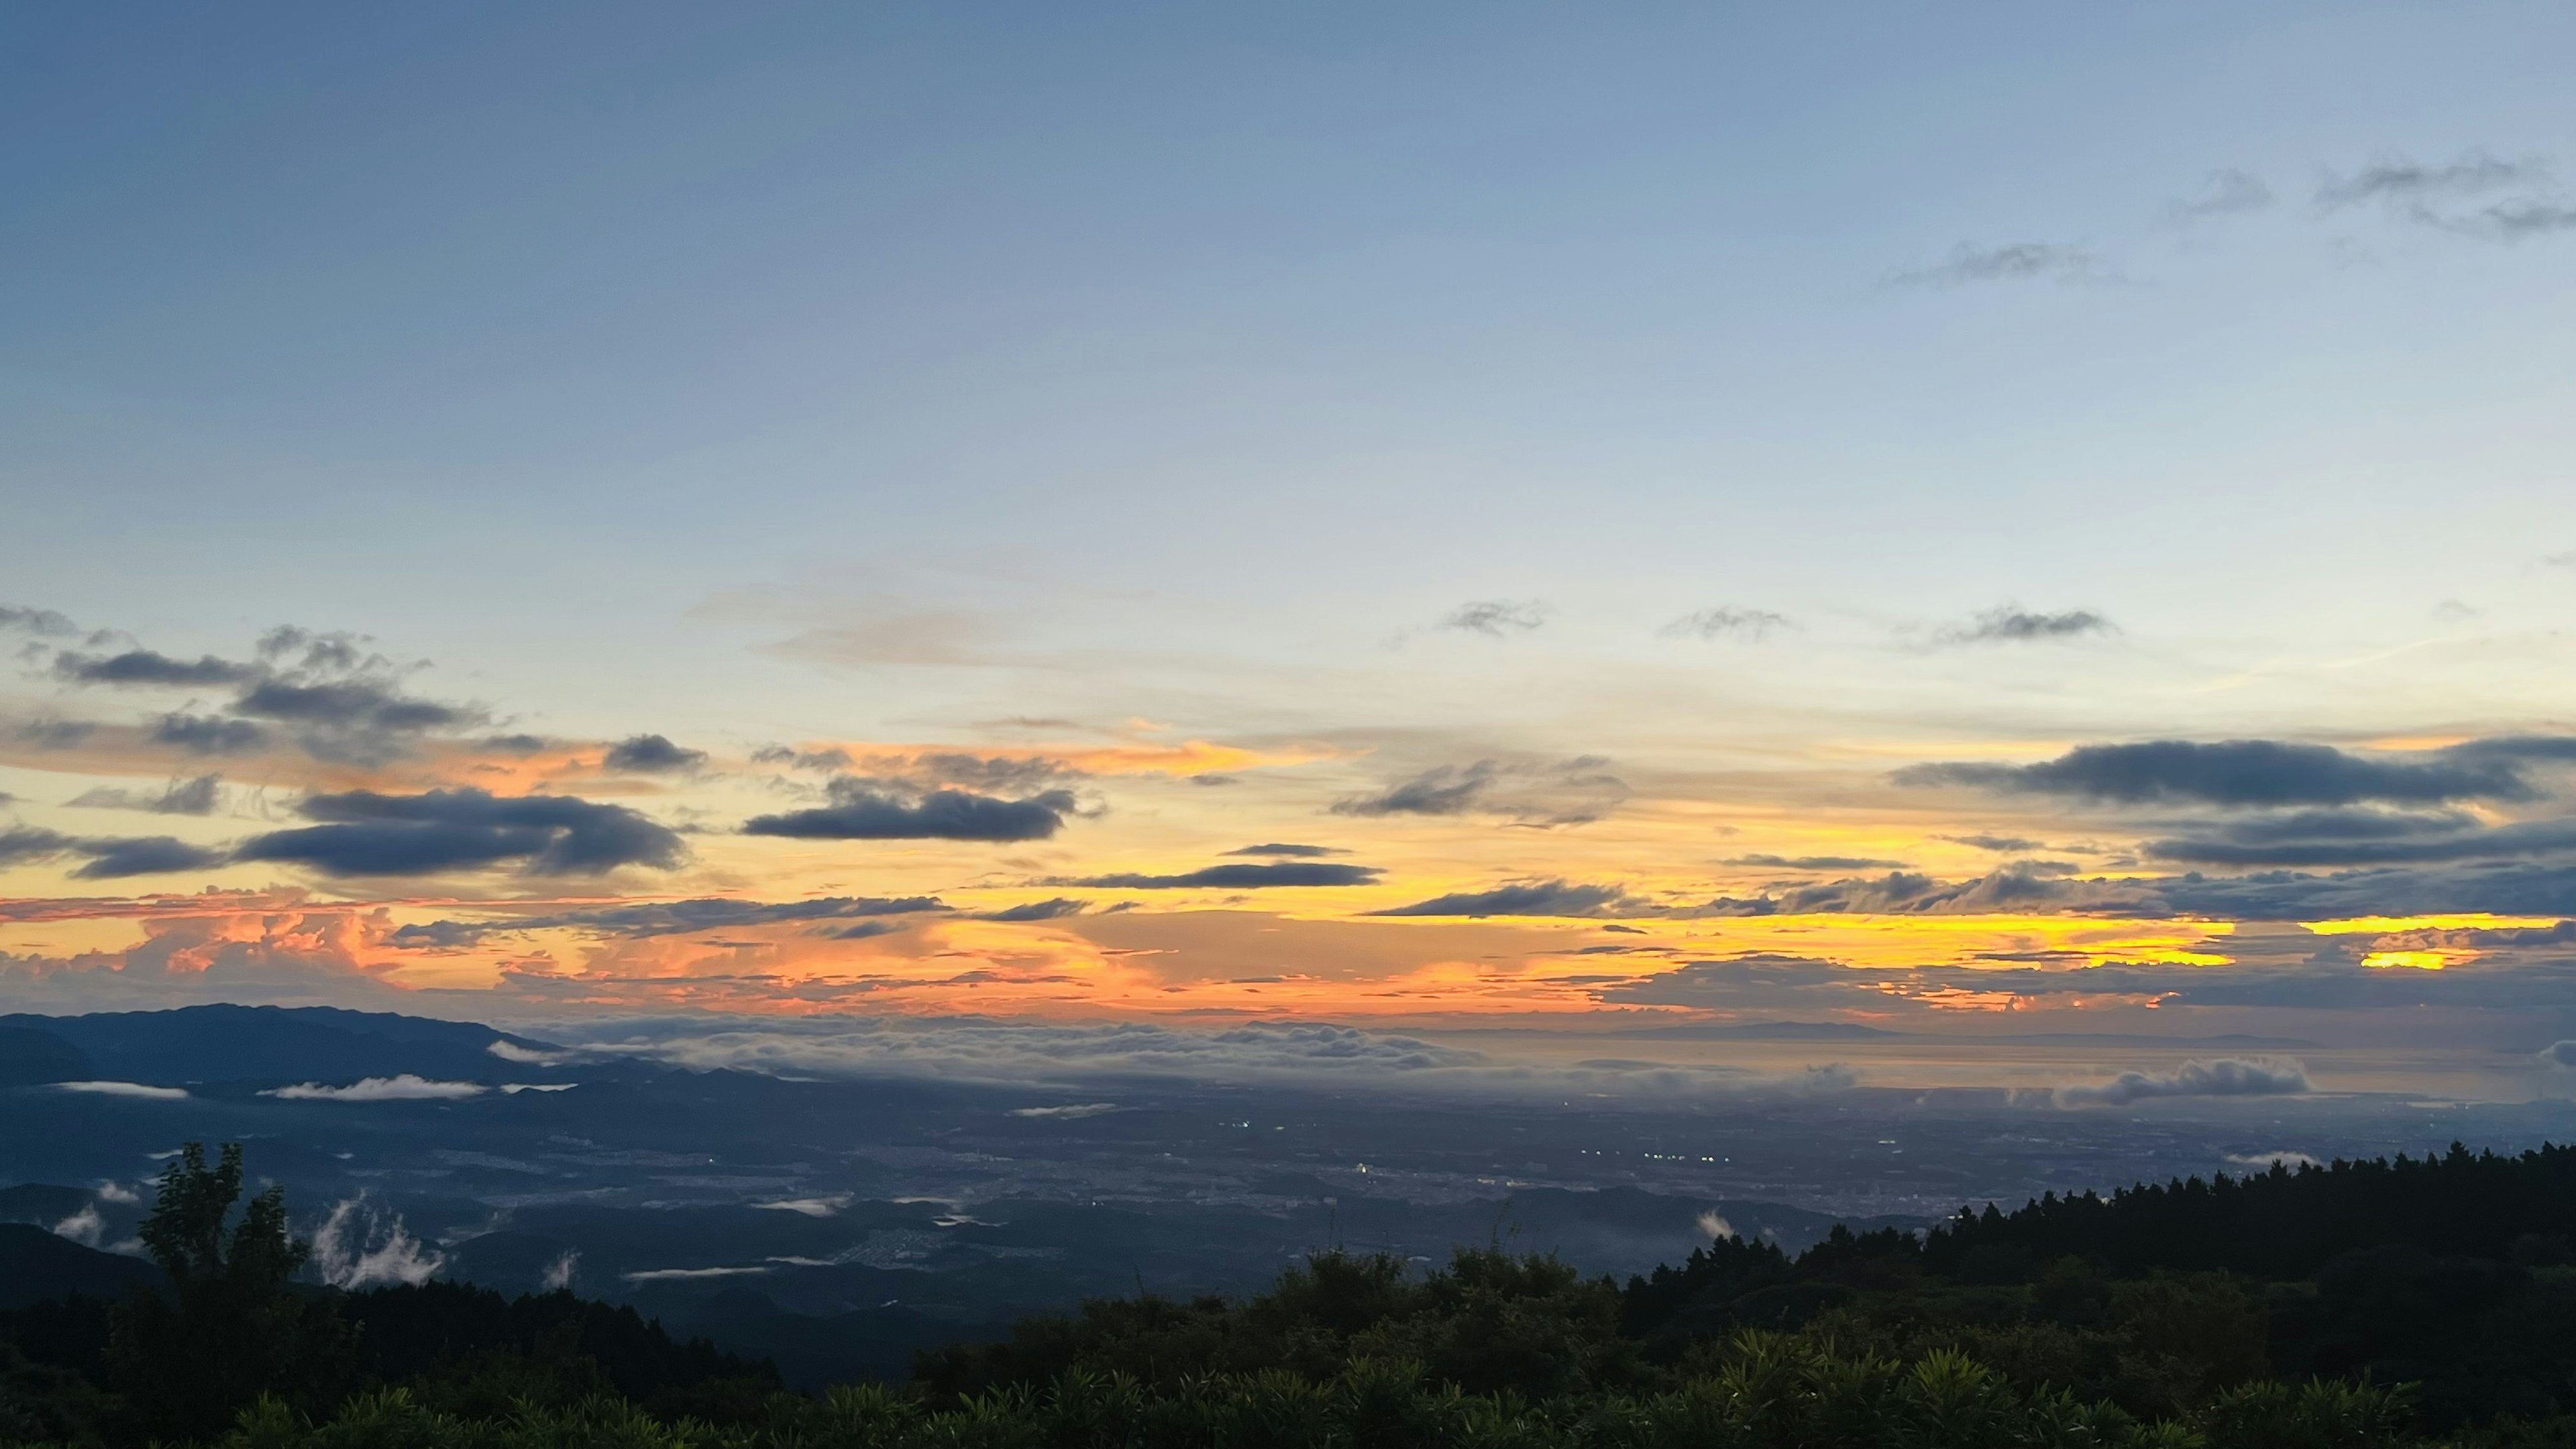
[7,3,2576,1095]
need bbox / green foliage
[32,1140,2576,1446]
[914,1245,1640,1403]
[107,1144,356,1444]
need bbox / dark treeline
[11,1141,2576,1446]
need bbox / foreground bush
[1,1332,2426,1449]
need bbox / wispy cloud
[2316,151,2546,209]
[1659,607,1792,642]
[2165,168,2273,225]
[1053,861,1381,890]
[1330,757,1629,826]
[1888,242,2109,288]
[1932,605,2115,645]
[1439,600,1554,637]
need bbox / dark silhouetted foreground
[17,1140,2576,1446]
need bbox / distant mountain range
[0,1222,155,1308]
[0,1004,561,1087]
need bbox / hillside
[10,1138,2576,1445]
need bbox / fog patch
[55,1081,189,1100]
[2057,1057,2312,1107]
[264,1075,488,1102]
[488,1041,575,1065]
[312,1195,445,1288]
[755,1195,853,1218]
[2226,1150,2322,1170]
[52,1204,105,1246]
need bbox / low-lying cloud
[262,1075,489,1102]
[2056,1057,2312,1107]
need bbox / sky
[7,1,2576,1100]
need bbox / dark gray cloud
[1369,863,2145,922]
[2153,863,2576,920]
[1939,834,2047,853]
[479,734,549,755]
[2143,812,2576,867]
[153,713,271,755]
[743,777,1078,843]
[1687,864,2141,917]
[0,827,76,867]
[1224,843,1347,858]
[894,753,1080,793]
[1725,854,1911,870]
[1438,600,1552,637]
[1595,953,1852,1010]
[2056,1057,2311,1107]
[0,826,226,879]
[15,719,97,749]
[1333,763,1491,817]
[602,734,707,773]
[68,773,221,816]
[2449,198,2576,241]
[1368,879,1638,918]
[71,837,229,879]
[1660,608,1792,642]
[390,894,945,947]
[0,606,78,636]
[2167,168,2273,224]
[828,920,907,941]
[2540,1041,2576,1069]
[979,898,1089,922]
[254,626,378,674]
[751,745,855,771]
[1055,862,1381,890]
[1935,606,2115,645]
[2317,152,2546,209]
[2315,152,2576,244]
[1330,757,1629,826]
[52,650,259,687]
[236,788,685,877]
[233,678,466,735]
[23,617,500,769]
[1898,739,2538,808]
[1889,242,2102,288]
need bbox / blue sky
[6,3,2576,1093]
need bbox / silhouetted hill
[0,1024,93,1086]
[0,1185,95,1228]
[0,1223,155,1308]
[0,1005,561,1086]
